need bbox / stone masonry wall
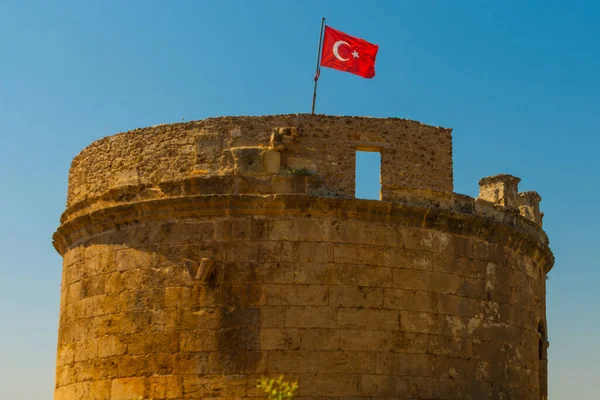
[54,194,552,400]
[53,115,552,400]
[65,114,452,209]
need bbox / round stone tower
[53,114,553,400]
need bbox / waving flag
[320,26,379,79]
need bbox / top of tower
[55,114,552,270]
[65,114,453,212]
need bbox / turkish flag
[320,26,379,79]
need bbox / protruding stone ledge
[478,174,521,211]
[519,191,543,227]
[53,192,554,272]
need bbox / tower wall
[64,114,453,209]
[53,115,552,400]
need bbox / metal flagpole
[311,17,326,115]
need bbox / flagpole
[311,17,326,115]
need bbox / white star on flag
[352,50,359,58]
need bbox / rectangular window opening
[355,148,382,200]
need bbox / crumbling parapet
[519,191,543,227]
[478,175,545,227]
[65,114,454,209]
[478,174,521,211]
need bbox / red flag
[320,26,379,79]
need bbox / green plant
[283,167,313,176]
[256,375,298,400]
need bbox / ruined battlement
[65,114,453,210]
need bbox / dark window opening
[538,321,548,400]
[355,149,381,200]
[538,322,546,360]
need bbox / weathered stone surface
[478,174,521,211]
[52,115,553,400]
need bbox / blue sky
[0,0,598,398]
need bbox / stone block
[433,254,483,279]
[298,373,361,396]
[180,330,218,352]
[260,306,287,328]
[337,308,399,330]
[74,338,99,362]
[439,235,473,257]
[262,148,281,174]
[270,220,329,242]
[400,311,442,334]
[518,191,543,226]
[391,331,429,354]
[431,271,464,294]
[221,261,293,285]
[392,268,432,291]
[376,352,414,375]
[287,156,317,173]
[178,307,222,330]
[111,377,146,400]
[414,377,441,399]
[195,258,215,282]
[329,286,384,308]
[231,146,269,176]
[338,264,392,287]
[333,244,385,265]
[173,352,209,375]
[384,288,438,312]
[259,328,301,350]
[428,356,459,379]
[215,218,252,241]
[63,247,85,269]
[329,219,363,243]
[56,342,76,366]
[457,277,487,300]
[54,382,88,400]
[183,374,247,398]
[148,375,183,399]
[195,133,223,170]
[86,251,116,277]
[97,335,126,358]
[428,334,473,358]
[294,263,338,284]
[361,374,413,397]
[267,351,313,373]
[286,306,335,328]
[272,175,308,194]
[300,328,339,350]
[472,240,505,262]
[263,284,329,306]
[290,242,333,263]
[478,174,521,211]
[385,247,434,270]
[339,329,391,351]
[115,249,152,271]
[358,222,400,246]
[267,350,376,374]
[209,351,266,374]
[403,229,445,252]
[437,293,481,317]
[230,241,282,264]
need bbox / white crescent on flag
[333,40,351,62]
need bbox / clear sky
[0,0,598,398]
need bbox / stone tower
[53,115,553,400]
